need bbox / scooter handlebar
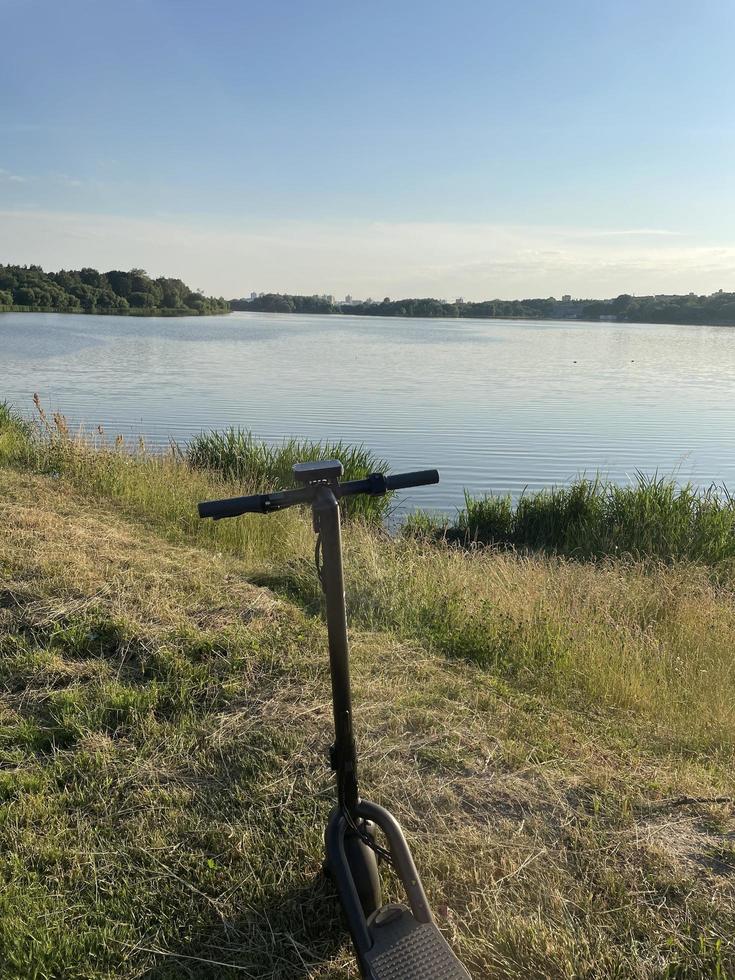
[197,492,268,519]
[198,468,439,520]
[197,485,312,519]
[384,469,439,491]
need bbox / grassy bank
[408,477,735,565]
[1,407,734,977]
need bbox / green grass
[5,404,735,754]
[408,475,735,565]
[1,404,735,977]
[186,427,391,523]
[262,527,735,760]
[8,403,313,567]
[0,401,33,461]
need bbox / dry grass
[1,466,735,978]
[269,529,735,763]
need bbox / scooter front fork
[325,807,383,954]
[324,811,382,918]
[342,820,382,917]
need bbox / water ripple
[3,310,735,512]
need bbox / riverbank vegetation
[407,476,735,565]
[186,427,390,522]
[232,290,735,326]
[0,264,229,316]
[1,403,734,977]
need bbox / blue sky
[2,0,735,298]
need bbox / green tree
[0,263,227,316]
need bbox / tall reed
[1,400,312,565]
[409,475,735,565]
[186,427,390,522]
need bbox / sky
[2,0,735,300]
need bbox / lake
[3,310,735,513]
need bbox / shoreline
[0,306,231,318]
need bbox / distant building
[455,297,464,304]
[345,294,352,303]
[250,291,257,300]
[556,295,579,318]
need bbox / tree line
[231,291,735,326]
[0,265,229,315]
[6,270,734,325]
[581,292,735,325]
[230,293,337,314]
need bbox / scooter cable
[315,533,325,589]
[343,806,394,865]
[339,772,394,866]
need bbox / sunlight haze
[2,0,734,299]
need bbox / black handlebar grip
[384,469,440,491]
[198,493,267,520]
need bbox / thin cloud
[581,228,685,239]
[52,173,85,188]
[0,168,28,183]
[0,209,733,300]
[0,169,87,187]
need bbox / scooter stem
[197,463,471,977]
[313,484,359,813]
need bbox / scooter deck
[363,904,470,980]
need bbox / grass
[11,400,313,568]
[186,427,390,523]
[1,405,735,977]
[407,476,735,566]
[0,401,33,461]
[263,527,735,761]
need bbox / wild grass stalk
[186,427,390,522]
[3,399,312,565]
[262,524,735,757]
[415,475,735,566]
[0,401,32,459]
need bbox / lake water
[3,310,735,513]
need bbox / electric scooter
[199,460,470,979]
